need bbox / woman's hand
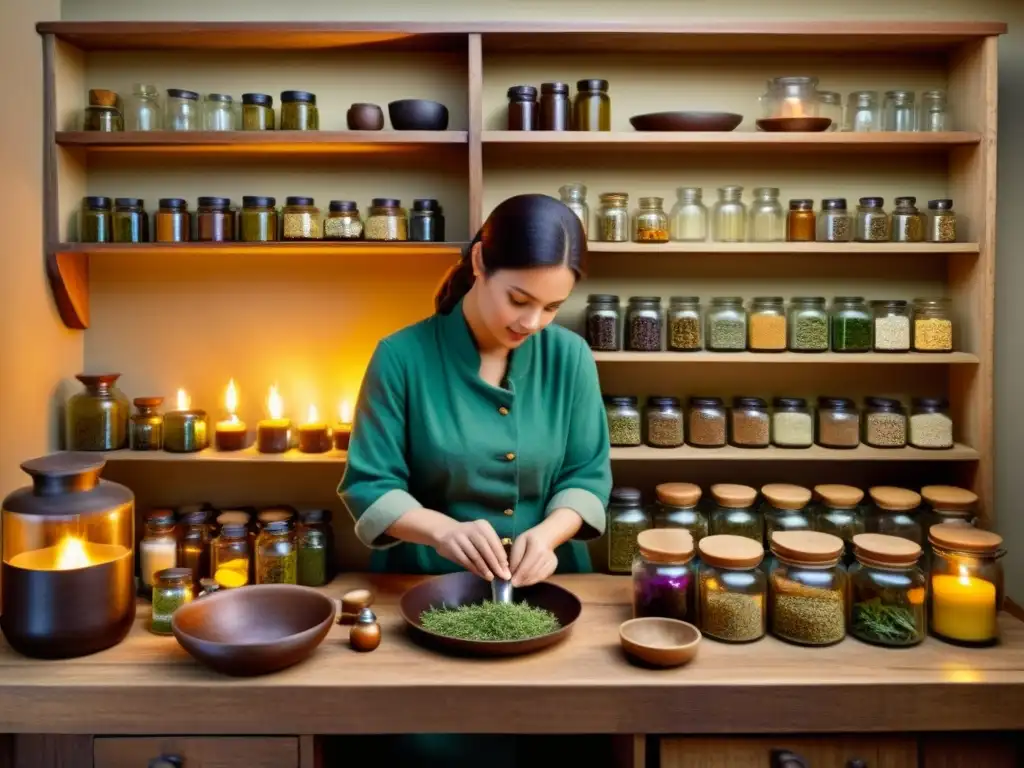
[432,519,511,582]
[509,527,559,588]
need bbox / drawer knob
[148,756,184,768]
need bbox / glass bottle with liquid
[712,185,746,242]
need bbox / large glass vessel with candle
[1,453,135,658]
[929,523,1004,646]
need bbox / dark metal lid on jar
[610,486,642,505]
[242,196,276,208]
[197,196,232,209]
[817,396,857,410]
[577,78,609,92]
[155,567,194,585]
[113,197,144,208]
[507,85,538,101]
[912,396,949,409]
[329,200,358,213]
[587,293,619,304]
[242,93,273,106]
[821,198,848,210]
[753,296,784,304]
[206,93,233,103]
[894,196,918,207]
[285,196,315,207]
[281,90,316,104]
[371,198,402,208]
[773,397,807,409]
[413,198,442,212]
[733,396,768,409]
[669,295,700,304]
[789,199,814,210]
[871,299,908,307]
[627,295,662,305]
[689,396,725,407]
[928,199,954,210]
[158,198,188,210]
[865,396,904,411]
[82,196,112,209]
[858,197,885,207]
[604,395,638,407]
[541,81,570,94]
[832,295,866,303]
[166,88,199,100]
[791,295,826,304]
[647,395,681,408]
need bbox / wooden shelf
[610,444,979,461]
[99,447,346,463]
[586,241,980,255]
[593,351,979,364]
[54,241,467,258]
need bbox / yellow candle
[931,568,997,643]
[214,560,249,588]
[214,379,248,451]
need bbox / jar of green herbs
[240,196,278,242]
[769,531,848,646]
[605,395,640,447]
[241,93,274,131]
[608,487,649,574]
[150,567,194,635]
[79,196,112,243]
[830,296,872,352]
[256,519,297,584]
[280,91,319,130]
[112,198,148,243]
[787,296,828,352]
[297,508,331,587]
[66,373,130,451]
[849,533,926,647]
[653,482,707,544]
[130,396,164,451]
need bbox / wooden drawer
[93,737,299,768]
[660,735,917,768]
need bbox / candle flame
[339,399,353,424]
[54,536,91,570]
[782,96,806,118]
[176,388,191,411]
[307,404,319,424]
[225,378,238,415]
[267,385,284,420]
[958,564,971,586]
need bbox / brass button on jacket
[503,508,514,516]
[505,452,516,461]
[498,406,510,416]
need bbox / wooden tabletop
[1,574,1022,735]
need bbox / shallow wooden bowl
[756,117,833,132]
[172,584,336,676]
[630,111,743,132]
[619,617,702,668]
[399,571,581,657]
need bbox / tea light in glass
[298,404,330,454]
[163,388,208,453]
[333,399,353,451]
[256,385,291,453]
[214,379,248,451]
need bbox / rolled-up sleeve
[545,343,612,540]
[338,340,421,549]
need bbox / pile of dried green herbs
[420,601,560,641]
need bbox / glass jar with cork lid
[929,524,1004,646]
[130,396,164,451]
[652,483,706,544]
[632,528,696,623]
[608,486,648,574]
[709,483,762,544]
[769,531,848,646]
[761,483,813,543]
[66,373,130,451]
[698,535,767,643]
[813,484,865,565]
[644,396,684,449]
[849,533,927,647]
[920,485,977,533]
[868,486,923,546]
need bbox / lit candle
[214,379,248,451]
[333,399,353,451]
[931,564,998,644]
[163,388,208,453]
[298,404,330,454]
[7,535,129,570]
[256,385,291,453]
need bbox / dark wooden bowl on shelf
[388,99,450,130]
[629,111,743,132]
[347,102,385,131]
[756,117,833,132]
[399,571,581,657]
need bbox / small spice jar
[748,187,785,242]
[644,396,684,448]
[786,199,815,242]
[212,521,251,588]
[632,529,696,622]
[872,300,911,352]
[891,196,925,242]
[324,200,364,241]
[816,396,860,449]
[868,486,923,546]
[139,509,178,597]
[910,397,954,449]
[625,296,663,351]
[787,296,828,352]
[816,198,852,243]
[772,397,812,449]
[573,78,610,131]
[687,396,726,448]
[653,482,707,544]
[698,535,767,643]
[846,90,880,132]
[814,484,866,565]
[849,534,926,647]
[507,85,538,130]
[365,198,408,241]
[706,296,747,351]
[883,90,917,132]
[83,105,123,132]
[830,296,872,352]
[855,197,890,242]
[196,196,236,242]
[282,196,322,240]
[409,199,444,242]
[669,187,708,242]
[130,396,164,451]
[769,531,847,646]
[66,373,130,451]
[912,297,954,352]
[920,485,977,535]
[585,293,620,351]
[203,93,236,131]
[605,395,641,447]
[608,486,649,574]
[112,198,148,243]
[596,193,629,242]
[729,397,769,448]
[241,93,274,131]
[632,197,669,243]
[240,196,278,242]
[79,196,112,243]
[748,296,786,352]
[155,198,190,243]
[926,199,957,243]
[559,183,588,238]
[667,296,701,351]
[863,397,907,448]
[150,568,194,635]
[712,185,746,242]
[177,508,211,590]
[761,483,813,542]
[297,508,331,587]
[256,519,298,584]
[280,90,319,130]
[540,82,570,131]
[929,524,1004,646]
[165,88,200,131]
[709,483,762,544]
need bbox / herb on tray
[420,601,560,641]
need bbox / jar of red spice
[197,197,236,242]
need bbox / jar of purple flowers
[632,528,696,622]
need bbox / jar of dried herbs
[667,296,701,351]
[625,296,663,351]
[730,396,769,448]
[771,397,812,448]
[325,200,364,241]
[632,528,695,622]
[241,93,274,131]
[632,197,669,243]
[749,296,786,352]
[150,568,193,635]
[280,90,319,130]
[66,373,130,451]
[282,196,322,240]
[212,522,250,589]
[687,397,726,448]
[79,196,112,243]
[608,486,648,574]
[849,533,926,647]
[297,508,331,587]
[644,396,683,448]
[912,297,954,352]
[863,397,907,448]
[786,199,815,242]
[698,535,767,643]
[559,183,588,238]
[130,396,164,451]
[706,296,747,351]
[910,397,954,449]
[830,296,872,352]
[868,486,923,546]
[83,105,123,132]
[813,484,865,566]
[585,294,621,351]
[240,196,278,242]
[787,296,828,352]
[926,199,957,243]
[769,531,847,646]
[256,519,297,584]
[596,193,629,242]
[177,508,211,590]
[653,482,707,544]
[155,198,191,243]
[872,299,911,352]
[891,196,924,242]
[709,483,762,544]
[761,483,813,543]
[365,198,408,241]
[855,197,890,242]
[197,196,236,242]
[409,198,444,242]
[816,396,859,449]
[112,198,148,243]
[605,395,640,447]
[816,198,852,242]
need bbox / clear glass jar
[155,198,190,243]
[409,198,444,242]
[816,198,852,242]
[730,396,769,449]
[212,522,250,588]
[849,533,926,647]
[282,196,322,240]
[297,508,330,587]
[769,531,847,646]
[605,395,640,447]
[632,529,696,622]
[507,85,538,131]
[130,396,163,451]
[644,396,684,448]
[863,397,907,448]
[165,88,200,131]
[919,89,949,132]
[669,187,707,242]
[748,187,784,242]
[929,524,1005,646]
[256,519,297,584]
[786,199,816,242]
[712,185,746,242]
[126,84,161,131]
[698,535,767,643]
[687,396,727,448]
[924,199,957,243]
[625,296,663,351]
[814,484,866,566]
[653,482,707,543]
[761,76,820,119]
[280,90,319,130]
[772,397,812,449]
[816,90,842,131]
[325,200,364,241]
[920,485,977,534]
[596,193,629,242]
[748,296,786,352]
[139,509,178,596]
[112,197,148,243]
[608,486,648,574]
[197,196,236,242]
[891,196,924,242]
[241,93,274,131]
[585,293,620,351]
[177,508,211,590]
[845,90,879,132]
[66,373,129,451]
[573,78,611,131]
[239,196,277,242]
[667,296,701,351]
[872,300,911,352]
[632,196,669,243]
[787,296,828,352]
[910,397,954,449]
[816,396,860,449]
[854,197,889,242]
[830,296,872,352]
[761,483,813,542]
[912,297,953,352]
[559,183,588,238]
[883,90,916,132]
[79,196,112,243]
[706,296,747,351]
[868,486,923,546]
[83,106,122,132]
[709,483,762,544]
[203,93,236,131]
[365,198,407,241]
[150,568,193,635]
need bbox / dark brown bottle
[540,82,570,130]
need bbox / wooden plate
[756,117,833,132]
[630,111,743,132]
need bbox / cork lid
[929,523,1003,553]
[761,483,812,510]
[814,484,865,508]
[637,528,694,564]
[770,531,844,564]
[133,396,164,409]
[698,534,764,569]
[217,510,250,526]
[869,486,922,512]
[655,482,702,507]
[852,533,921,567]
[920,485,978,512]
[711,483,757,509]
[258,508,294,525]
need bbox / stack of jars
[507,80,609,131]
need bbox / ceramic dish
[756,117,833,132]
[619,617,702,668]
[630,111,743,132]
[388,99,450,130]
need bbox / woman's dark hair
[434,193,587,315]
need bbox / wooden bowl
[171,584,336,676]
[399,571,581,657]
[347,102,384,131]
[619,617,702,668]
[756,117,833,132]
[630,111,743,132]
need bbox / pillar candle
[931,572,998,643]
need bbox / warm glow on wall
[339,399,353,425]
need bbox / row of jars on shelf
[77,195,445,244]
[560,185,959,244]
[506,79,610,131]
[606,394,953,451]
[586,294,955,353]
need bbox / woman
[337,194,611,766]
